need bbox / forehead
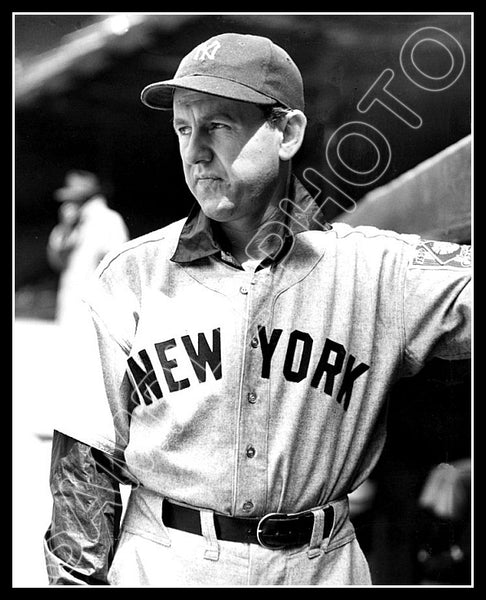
[173,88,262,120]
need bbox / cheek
[182,161,194,187]
[230,134,280,181]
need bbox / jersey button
[242,501,254,512]
[250,337,259,348]
[239,286,248,295]
[247,391,257,404]
[246,445,256,458]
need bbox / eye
[176,125,191,136]
[208,122,229,132]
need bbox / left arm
[401,240,471,375]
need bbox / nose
[182,129,212,165]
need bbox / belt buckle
[256,511,290,550]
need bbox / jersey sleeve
[401,239,471,376]
[52,254,138,456]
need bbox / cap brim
[54,188,91,202]
[140,76,279,110]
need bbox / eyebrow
[172,111,237,128]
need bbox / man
[47,169,129,325]
[44,33,471,586]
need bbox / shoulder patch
[411,240,471,269]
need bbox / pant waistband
[121,488,355,553]
[162,498,334,549]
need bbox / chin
[198,196,237,222]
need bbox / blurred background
[13,13,472,587]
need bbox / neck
[218,170,291,264]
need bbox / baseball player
[44,33,471,586]
[47,170,129,326]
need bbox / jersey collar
[170,175,331,265]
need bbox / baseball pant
[107,487,372,586]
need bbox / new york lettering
[258,326,370,411]
[127,328,222,405]
[127,325,369,411]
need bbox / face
[60,201,81,225]
[173,89,284,225]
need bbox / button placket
[234,271,268,517]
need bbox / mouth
[196,175,223,182]
[194,176,225,191]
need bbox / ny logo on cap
[193,39,221,61]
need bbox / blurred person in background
[47,169,129,326]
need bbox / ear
[278,110,307,161]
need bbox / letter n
[127,349,162,405]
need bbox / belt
[162,499,335,550]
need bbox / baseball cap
[54,170,101,203]
[140,33,304,112]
